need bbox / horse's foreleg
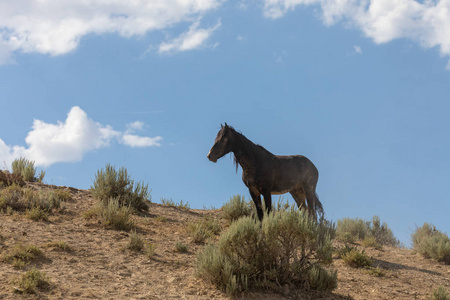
[262,192,272,215]
[250,190,263,222]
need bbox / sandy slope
[0,183,449,299]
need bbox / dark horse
[207,123,323,221]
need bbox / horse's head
[207,123,235,163]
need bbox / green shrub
[46,241,72,252]
[98,198,134,231]
[336,216,398,247]
[362,235,382,250]
[175,241,188,253]
[54,189,73,202]
[188,217,221,244]
[0,170,25,187]
[196,208,336,296]
[308,265,338,291]
[335,244,357,259]
[0,184,25,210]
[336,217,367,242]
[342,249,372,268]
[412,223,450,264]
[14,268,50,294]
[26,207,49,221]
[145,242,156,259]
[11,157,45,182]
[160,198,190,210]
[222,195,252,223]
[248,196,294,220]
[190,225,214,244]
[369,216,399,246]
[196,244,246,296]
[430,286,450,300]
[366,266,386,277]
[155,215,167,222]
[41,190,61,210]
[127,230,144,252]
[91,163,150,211]
[2,244,43,269]
[0,185,61,213]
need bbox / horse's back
[275,154,317,172]
[271,154,318,185]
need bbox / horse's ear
[224,122,228,128]
[221,124,224,129]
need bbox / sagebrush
[412,223,450,264]
[221,194,252,223]
[336,216,398,247]
[196,207,336,296]
[175,241,189,253]
[2,244,43,269]
[160,198,190,210]
[96,197,134,231]
[11,157,45,183]
[430,286,450,300]
[91,163,150,211]
[14,268,50,294]
[0,185,62,216]
[341,248,372,268]
[188,217,221,244]
[46,241,72,252]
[127,230,144,251]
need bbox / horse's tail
[315,192,324,217]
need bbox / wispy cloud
[261,0,450,68]
[122,120,162,147]
[0,107,162,167]
[353,45,362,55]
[0,0,223,64]
[126,121,145,132]
[273,50,288,64]
[158,20,221,54]
[122,134,163,148]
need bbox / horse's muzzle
[207,151,217,163]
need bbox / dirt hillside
[0,182,449,299]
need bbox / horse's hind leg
[290,188,306,210]
[250,190,264,222]
[305,184,324,218]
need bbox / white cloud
[261,0,450,67]
[122,134,163,147]
[122,120,163,147]
[158,19,221,54]
[0,106,162,168]
[263,0,320,19]
[0,139,20,169]
[354,45,362,54]
[126,121,145,132]
[0,0,223,64]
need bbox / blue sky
[1,0,449,246]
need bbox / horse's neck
[233,133,270,172]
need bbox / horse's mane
[226,125,273,173]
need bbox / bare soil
[0,183,449,299]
